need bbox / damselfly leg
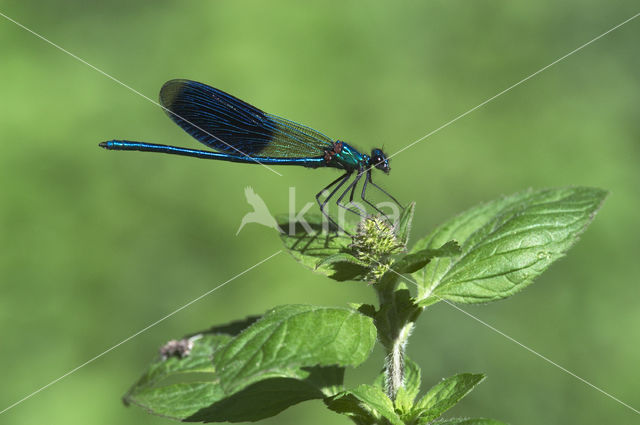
[316,171,352,231]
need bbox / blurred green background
[1,1,638,424]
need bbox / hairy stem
[385,322,413,400]
[376,277,414,401]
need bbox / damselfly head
[370,148,390,174]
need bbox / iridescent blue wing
[159,79,334,158]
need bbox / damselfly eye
[370,148,390,173]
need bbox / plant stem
[385,321,413,400]
[376,278,414,401]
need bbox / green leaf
[394,387,414,417]
[427,419,509,425]
[415,373,485,422]
[327,385,404,425]
[318,253,369,268]
[186,367,344,422]
[123,334,231,419]
[393,240,460,274]
[315,253,372,281]
[324,392,375,425]
[412,187,607,305]
[353,303,377,319]
[278,214,368,281]
[215,305,376,393]
[396,202,415,246]
[125,305,376,422]
[401,357,422,406]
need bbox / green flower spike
[350,216,405,282]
